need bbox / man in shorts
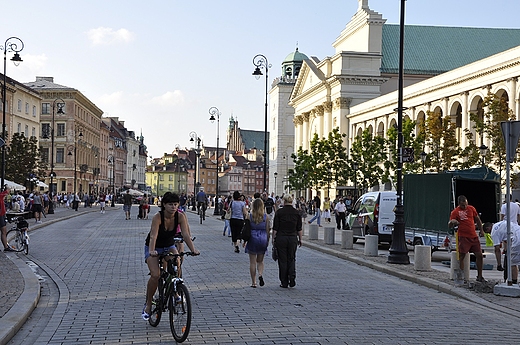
[123,190,133,220]
[448,195,486,282]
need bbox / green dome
[283,48,308,63]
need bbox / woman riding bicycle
[142,192,200,321]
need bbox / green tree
[287,146,315,192]
[423,111,461,172]
[350,129,389,193]
[386,118,426,179]
[5,133,46,186]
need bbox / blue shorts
[123,205,131,212]
[144,244,178,262]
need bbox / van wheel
[413,238,422,246]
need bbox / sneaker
[476,276,487,283]
[4,247,14,252]
[259,276,265,287]
[141,304,150,321]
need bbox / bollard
[450,251,470,281]
[364,234,379,256]
[308,224,319,240]
[414,245,431,271]
[324,227,335,244]
[341,230,354,249]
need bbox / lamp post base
[47,204,55,214]
[387,204,410,264]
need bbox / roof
[381,25,520,75]
[24,76,75,90]
[240,129,269,152]
[283,48,308,63]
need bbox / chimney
[36,76,54,82]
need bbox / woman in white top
[230,191,248,253]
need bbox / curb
[0,254,40,345]
[0,207,119,345]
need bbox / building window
[42,103,50,114]
[168,184,172,189]
[31,127,35,138]
[17,99,22,112]
[61,181,66,192]
[17,123,21,134]
[169,175,173,181]
[25,102,29,114]
[56,148,65,163]
[24,125,28,137]
[57,123,65,136]
[33,105,36,117]
[40,147,49,163]
[42,123,50,138]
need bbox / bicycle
[198,202,206,224]
[6,216,29,254]
[149,240,197,343]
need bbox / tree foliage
[386,118,426,180]
[349,129,389,194]
[5,133,46,186]
[423,111,460,172]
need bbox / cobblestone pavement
[3,207,520,344]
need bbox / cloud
[87,27,134,46]
[149,90,185,107]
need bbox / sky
[2,0,520,159]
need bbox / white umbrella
[127,189,144,196]
[4,179,26,191]
[36,180,48,188]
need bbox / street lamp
[47,98,65,214]
[68,128,83,210]
[274,172,278,195]
[252,54,271,192]
[190,131,201,211]
[420,151,427,174]
[1,37,24,189]
[352,162,358,200]
[209,106,221,215]
[479,144,488,166]
[388,0,410,264]
[108,155,115,207]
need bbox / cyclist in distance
[196,187,207,215]
[142,192,200,321]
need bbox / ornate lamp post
[1,37,24,188]
[274,172,278,195]
[252,54,271,192]
[68,128,83,210]
[108,155,115,207]
[420,151,427,174]
[190,131,201,211]
[388,0,410,264]
[209,106,221,215]
[47,98,65,214]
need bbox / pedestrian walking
[243,198,270,288]
[272,194,302,288]
[123,190,133,220]
[230,191,247,253]
[307,192,322,227]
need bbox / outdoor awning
[4,179,26,191]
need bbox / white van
[346,191,398,243]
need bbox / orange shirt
[450,205,479,238]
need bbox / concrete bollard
[324,227,335,244]
[364,234,379,256]
[308,224,319,240]
[450,251,470,281]
[414,245,431,271]
[341,230,354,249]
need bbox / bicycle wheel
[6,229,26,253]
[169,283,191,343]
[23,235,29,255]
[200,210,203,224]
[149,285,163,327]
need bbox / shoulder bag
[241,215,251,241]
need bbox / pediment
[290,57,326,102]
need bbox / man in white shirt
[501,195,520,224]
[491,220,520,283]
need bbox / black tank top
[145,211,180,247]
